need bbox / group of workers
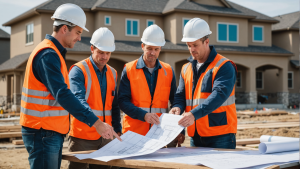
[20,3,238,169]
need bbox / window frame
[216,22,239,43]
[104,16,111,26]
[252,25,264,43]
[25,22,34,46]
[256,71,264,90]
[288,71,294,89]
[236,71,242,88]
[146,19,155,27]
[125,18,140,37]
[182,18,191,33]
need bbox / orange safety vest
[20,39,70,134]
[68,58,117,140]
[182,54,237,137]
[122,59,173,136]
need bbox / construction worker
[68,27,121,169]
[170,18,237,149]
[20,4,121,169]
[118,24,185,147]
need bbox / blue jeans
[22,126,64,169]
[190,130,236,149]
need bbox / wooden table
[62,149,299,169]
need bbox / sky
[0,0,299,34]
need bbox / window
[147,20,155,27]
[288,71,293,89]
[26,23,34,44]
[182,18,190,31]
[253,25,263,42]
[217,22,238,42]
[236,71,242,88]
[104,16,111,26]
[256,71,263,89]
[126,19,139,36]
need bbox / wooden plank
[237,110,288,116]
[0,132,22,139]
[245,144,260,148]
[62,150,210,169]
[237,122,299,130]
[236,138,260,145]
[0,125,21,131]
[12,139,23,145]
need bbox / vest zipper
[103,105,106,122]
[149,98,153,130]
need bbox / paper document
[125,147,299,169]
[74,114,184,162]
[259,135,299,154]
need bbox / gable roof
[3,0,278,26]
[0,28,10,39]
[0,53,30,72]
[272,11,300,31]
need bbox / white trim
[288,71,294,89]
[252,25,264,43]
[125,18,140,37]
[256,71,264,90]
[146,19,155,27]
[104,16,111,26]
[236,71,242,88]
[25,22,34,45]
[182,18,191,33]
[216,22,239,43]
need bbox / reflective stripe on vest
[21,95,61,107]
[81,61,117,100]
[186,95,235,107]
[92,109,112,116]
[139,107,167,113]
[22,87,50,97]
[21,107,68,117]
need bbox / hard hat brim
[93,44,115,52]
[181,37,201,42]
[141,40,166,47]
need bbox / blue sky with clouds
[0,0,299,34]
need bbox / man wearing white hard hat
[20,4,121,169]
[68,27,121,169]
[170,18,238,149]
[118,24,185,147]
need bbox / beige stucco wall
[164,13,177,44]
[10,15,42,58]
[209,16,248,46]
[248,22,272,46]
[192,0,226,7]
[272,30,299,60]
[95,11,163,42]
[41,13,53,37]
[235,65,247,92]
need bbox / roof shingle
[0,53,30,72]
[272,11,300,31]
[0,29,10,39]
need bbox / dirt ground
[0,113,299,169]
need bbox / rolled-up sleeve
[118,66,147,122]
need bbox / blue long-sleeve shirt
[118,55,177,122]
[32,34,98,128]
[173,46,237,120]
[68,55,122,133]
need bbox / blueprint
[74,114,184,162]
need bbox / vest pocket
[208,111,228,127]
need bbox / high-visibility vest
[182,54,237,137]
[20,39,70,134]
[122,59,173,136]
[68,58,117,140]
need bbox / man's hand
[117,132,122,137]
[176,133,185,147]
[169,107,181,115]
[178,112,195,127]
[144,113,160,125]
[93,119,122,141]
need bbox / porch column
[12,73,21,112]
[277,68,289,107]
[245,67,257,104]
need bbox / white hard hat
[51,3,89,32]
[90,27,115,52]
[181,18,212,42]
[141,24,165,46]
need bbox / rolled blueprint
[259,135,299,154]
[260,135,299,143]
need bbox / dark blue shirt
[32,34,98,128]
[68,56,122,133]
[118,55,177,122]
[173,46,237,120]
